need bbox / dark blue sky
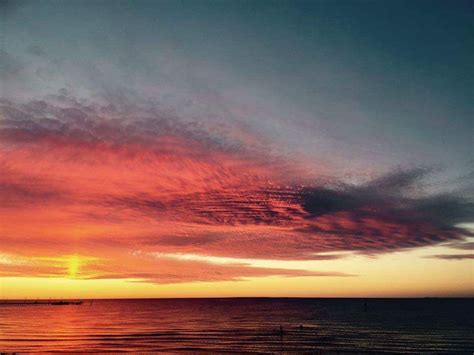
[1,0,473,180]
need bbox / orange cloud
[0,97,472,283]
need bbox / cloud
[90,258,352,284]
[426,254,474,260]
[443,241,474,251]
[0,165,66,208]
[0,96,473,283]
[0,251,351,283]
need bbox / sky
[0,0,473,298]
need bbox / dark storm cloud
[299,168,474,227]
[294,172,474,256]
[300,168,430,217]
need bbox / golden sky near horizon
[1,240,473,298]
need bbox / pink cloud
[0,97,472,283]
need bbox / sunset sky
[0,0,472,298]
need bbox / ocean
[1,298,473,353]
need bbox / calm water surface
[1,298,473,353]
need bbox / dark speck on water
[0,298,473,353]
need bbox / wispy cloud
[1,96,473,283]
[426,254,474,260]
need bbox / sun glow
[67,255,80,278]
[33,255,99,279]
